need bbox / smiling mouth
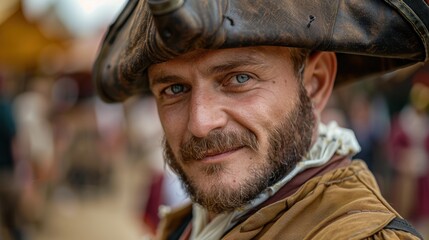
[201,146,244,161]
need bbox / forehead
[148,46,293,77]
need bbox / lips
[200,146,244,161]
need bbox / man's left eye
[234,74,250,83]
[163,84,188,96]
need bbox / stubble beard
[163,84,315,214]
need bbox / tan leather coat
[157,160,419,239]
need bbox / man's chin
[183,169,269,214]
[190,184,252,214]
[198,162,226,176]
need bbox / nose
[187,89,228,138]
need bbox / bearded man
[93,0,429,239]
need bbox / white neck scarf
[190,121,361,240]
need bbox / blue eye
[171,85,184,93]
[165,84,187,95]
[235,74,250,83]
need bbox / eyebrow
[150,74,182,87]
[206,56,266,75]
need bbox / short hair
[289,48,311,78]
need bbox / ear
[302,51,337,115]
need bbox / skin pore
[148,46,336,219]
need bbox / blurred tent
[0,0,126,74]
[0,1,68,71]
[0,0,18,24]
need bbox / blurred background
[0,0,428,239]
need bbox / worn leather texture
[93,0,429,102]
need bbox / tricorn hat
[93,0,429,102]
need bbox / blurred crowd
[1,1,429,240]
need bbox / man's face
[149,46,315,214]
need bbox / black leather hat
[93,0,429,102]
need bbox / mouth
[200,146,245,162]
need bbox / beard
[163,84,315,214]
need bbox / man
[93,0,429,239]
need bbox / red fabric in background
[143,172,164,234]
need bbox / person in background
[388,64,429,236]
[0,90,21,240]
[93,1,429,239]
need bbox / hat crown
[93,0,429,102]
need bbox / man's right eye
[164,84,188,96]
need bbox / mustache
[180,130,259,161]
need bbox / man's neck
[207,212,217,222]
[232,154,351,224]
